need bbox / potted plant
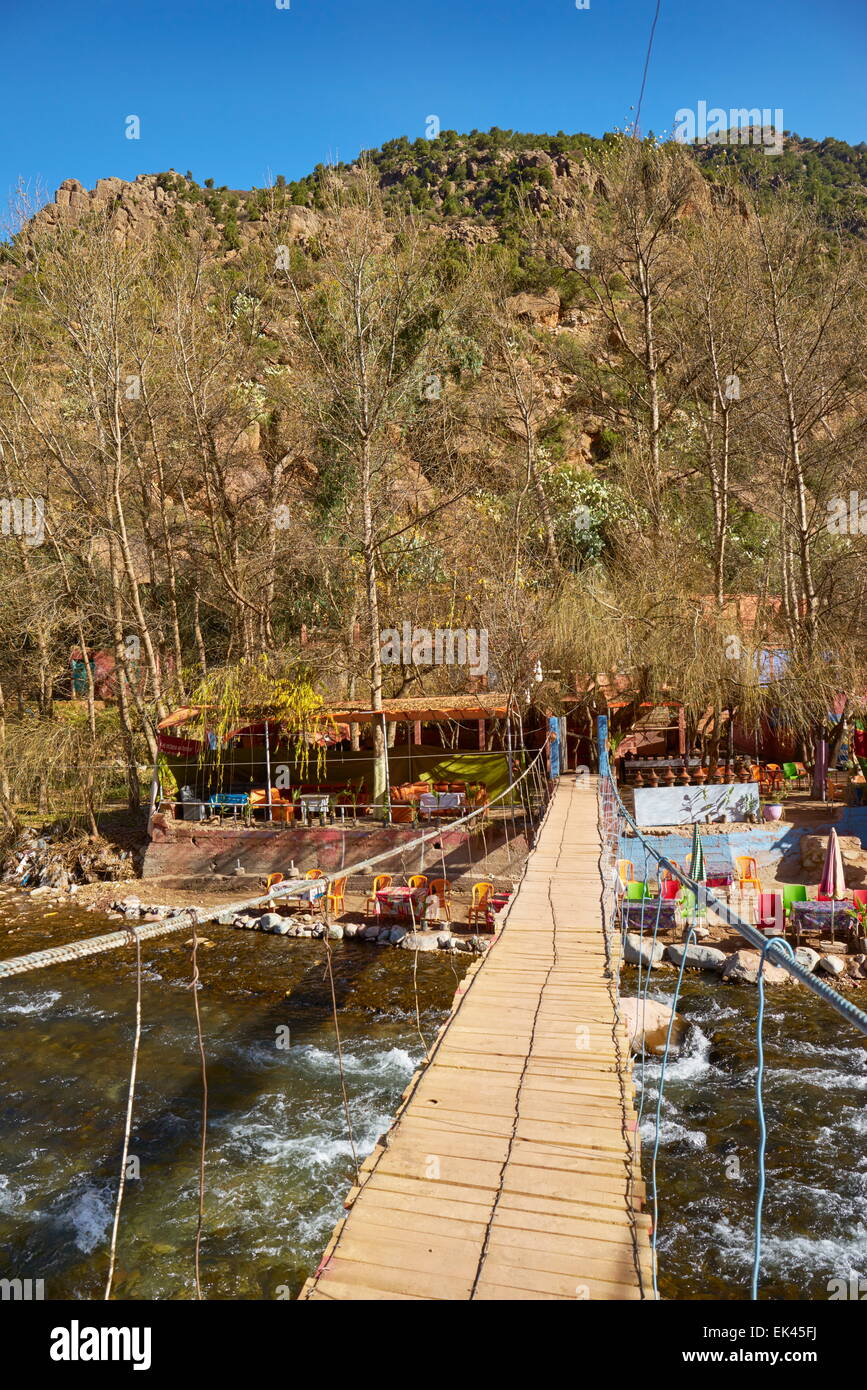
[762,788,787,821]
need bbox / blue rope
[636,886,665,1136]
[752,934,796,1301]
[649,897,698,1300]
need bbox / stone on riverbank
[794,946,820,972]
[818,953,846,977]
[257,912,284,933]
[620,997,686,1054]
[399,932,440,952]
[665,943,727,973]
[721,950,791,986]
[624,933,666,968]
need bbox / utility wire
[634,0,662,139]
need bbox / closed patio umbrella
[689,821,705,887]
[819,827,847,943]
[819,827,846,899]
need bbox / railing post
[597,714,609,777]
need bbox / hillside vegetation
[0,130,865,818]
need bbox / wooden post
[264,720,272,822]
[381,712,392,823]
[478,719,485,751]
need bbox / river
[1,893,864,1300]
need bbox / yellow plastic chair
[430,877,451,921]
[326,876,347,917]
[616,859,635,885]
[365,873,392,917]
[735,855,761,892]
[407,874,428,892]
[467,882,494,928]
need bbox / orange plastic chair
[616,859,635,885]
[305,868,325,879]
[430,877,452,921]
[467,881,494,928]
[407,874,428,892]
[264,872,284,891]
[365,873,392,917]
[326,876,347,917]
[660,861,682,882]
[735,855,761,892]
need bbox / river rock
[272,920,291,936]
[624,933,666,968]
[665,943,727,972]
[437,932,453,949]
[721,950,790,986]
[257,912,284,933]
[620,997,686,1054]
[794,946,820,972]
[343,923,358,938]
[818,953,846,976]
[399,932,440,951]
[388,926,407,944]
[327,923,344,941]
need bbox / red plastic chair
[661,879,681,900]
[757,892,784,935]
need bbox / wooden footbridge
[301,777,654,1301]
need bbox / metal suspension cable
[0,746,550,981]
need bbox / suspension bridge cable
[634,0,662,139]
[752,934,796,1301]
[104,928,142,1300]
[189,914,209,1300]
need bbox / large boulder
[794,946,820,973]
[818,953,846,977]
[257,912,285,933]
[624,933,666,969]
[721,950,791,986]
[399,932,441,952]
[665,943,727,973]
[800,834,863,871]
[620,997,686,1054]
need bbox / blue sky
[2,0,865,209]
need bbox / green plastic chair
[782,761,800,785]
[626,879,652,900]
[782,883,807,916]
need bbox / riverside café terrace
[152,692,519,828]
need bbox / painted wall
[632,782,759,827]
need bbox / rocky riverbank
[623,931,867,990]
[100,894,491,955]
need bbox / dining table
[418,791,466,819]
[790,900,858,946]
[268,877,326,906]
[375,884,427,920]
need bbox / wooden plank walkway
[301,777,654,1301]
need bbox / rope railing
[0,745,551,980]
